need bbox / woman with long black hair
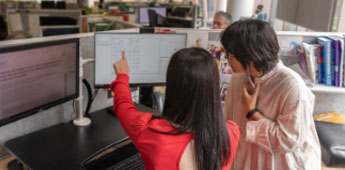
[111,48,239,170]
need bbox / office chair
[153,92,165,113]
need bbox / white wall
[216,0,228,12]
[338,0,345,32]
[227,0,254,22]
[264,0,344,32]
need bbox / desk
[5,104,160,170]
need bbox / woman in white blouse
[221,19,321,170]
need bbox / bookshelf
[276,31,345,94]
[310,84,345,94]
[221,76,345,94]
[220,32,345,95]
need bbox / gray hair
[214,11,232,25]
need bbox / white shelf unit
[222,75,345,94]
[310,84,345,93]
[6,9,81,38]
[276,31,345,94]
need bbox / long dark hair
[161,47,231,170]
[221,19,280,74]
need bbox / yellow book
[314,111,345,125]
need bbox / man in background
[213,11,232,29]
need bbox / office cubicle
[6,9,81,38]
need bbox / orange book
[314,111,345,125]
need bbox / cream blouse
[224,61,321,170]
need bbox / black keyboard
[107,153,145,170]
[84,142,145,170]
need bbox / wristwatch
[246,108,259,119]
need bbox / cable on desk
[83,79,98,117]
[71,99,76,120]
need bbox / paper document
[28,15,41,37]
[9,14,23,32]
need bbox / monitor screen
[42,27,80,37]
[94,33,187,88]
[0,39,79,127]
[41,1,55,9]
[139,7,167,23]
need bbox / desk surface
[5,104,160,170]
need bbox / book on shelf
[324,36,340,86]
[333,36,345,87]
[339,37,345,87]
[317,37,332,86]
[301,43,321,84]
[297,46,308,77]
[334,39,340,87]
[315,45,323,84]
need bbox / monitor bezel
[94,32,187,88]
[0,38,80,127]
[138,6,167,24]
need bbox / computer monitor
[56,1,66,9]
[94,33,187,88]
[0,39,79,127]
[164,16,194,28]
[146,9,166,27]
[139,7,167,23]
[41,1,56,9]
[42,27,80,37]
[169,6,193,17]
[40,16,77,26]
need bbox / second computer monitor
[0,39,79,127]
[139,7,167,23]
[94,33,187,87]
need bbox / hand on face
[113,50,129,75]
[242,82,260,113]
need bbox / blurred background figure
[213,11,232,29]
